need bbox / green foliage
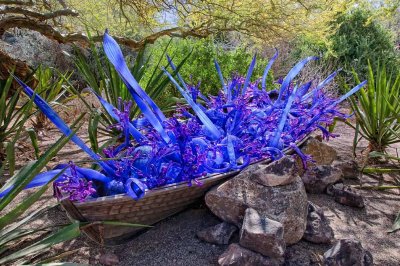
[330,8,399,79]
[347,62,400,152]
[287,35,329,62]
[72,36,192,149]
[32,66,73,130]
[145,37,275,96]
[0,73,32,145]
[0,119,79,264]
[0,73,34,177]
[73,37,188,114]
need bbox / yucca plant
[0,72,34,176]
[347,62,400,153]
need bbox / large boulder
[301,137,338,165]
[218,243,283,266]
[323,239,373,266]
[205,165,308,244]
[239,208,286,258]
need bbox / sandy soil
[3,113,400,265]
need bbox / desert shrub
[143,37,274,96]
[330,8,399,79]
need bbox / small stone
[332,160,359,179]
[326,182,344,196]
[301,165,342,194]
[323,239,373,266]
[252,156,298,187]
[240,208,286,258]
[333,186,365,208]
[197,222,238,245]
[218,243,283,266]
[303,202,334,244]
[99,252,119,266]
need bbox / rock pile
[205,156,308,244]
[298,137,365,208]
[199,137,371,265]
[202,155,308,265]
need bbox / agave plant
[3,30,366,202]
[348,62,400,153]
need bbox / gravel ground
[3,118,400,265]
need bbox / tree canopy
[0,0,351,50]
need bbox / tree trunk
[0,49,38,94]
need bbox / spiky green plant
[0,72,34,176]
[32,65,73,130]
[0,115,146,264]
[348,62,400,153]
[72,36,191,152]
[0,116,82,264]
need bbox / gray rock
[326,182,344,196]
[2,32,17,44]
[218,243,283,266]
[332,160,359,179]
[205,170,308,244]
[323,239,373,266]
[197,222,237,245]
[252,156,298,187]
[333,186,365,208]
[303,202,334,244]
[240,208,286,258]
[301,165,342,194]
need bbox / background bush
[143,37,274,96]
[287,7,399,82]
[330,8,399,79]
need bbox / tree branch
[0,17,209,50]
[0,0,33,6]
[0,6,79,21]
